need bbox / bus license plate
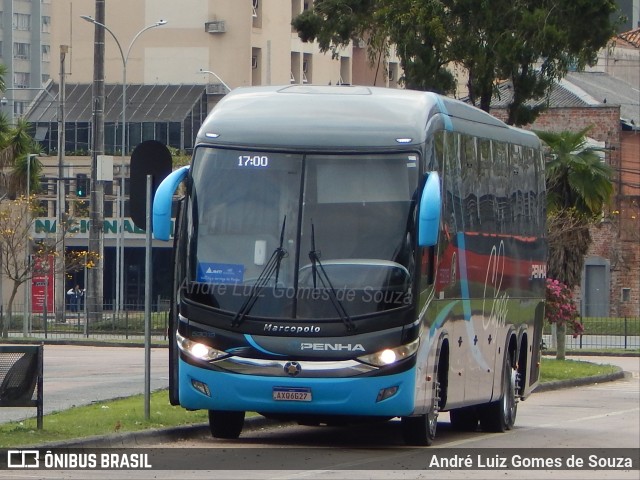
[272,387,312,402]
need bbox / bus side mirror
[153,166,189,241]
[418,171,441,247]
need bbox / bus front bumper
[178,358,417,417]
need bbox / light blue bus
[152,85,546,445]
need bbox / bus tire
[479,354,517,433]
[208,410,245,439]
[449,406,479,431]
[401,407,437,446]
[401,349,444,446]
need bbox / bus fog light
[191,379,211,397]
[376,386,399,402]
[357,338,419,367]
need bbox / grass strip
[0,390,207,448]
[538,357,619,382]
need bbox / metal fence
[1,302,170,341]
[1,305,639,350]
[543,316,640,351]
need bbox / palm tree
[536,126,614,359]
[542,127,614,216]
[0,63,40,195]
[0,115,41,197]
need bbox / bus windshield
[185,147,419,320]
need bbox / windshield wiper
[231,217,288,328]
[309,223,356,332]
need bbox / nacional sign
[31,218,175,239]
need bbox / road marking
[432,405,640,449]
[536,406,640,428]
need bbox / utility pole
[87,0,105,324]
[56,45,68,324]
[80,15,167,318]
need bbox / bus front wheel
[401,407,437,446]
[208,410,245,439]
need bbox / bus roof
[196,85,540,150]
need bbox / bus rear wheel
[208,410,245,439]
[479,355,517,432]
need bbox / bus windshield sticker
[197,262,245,284]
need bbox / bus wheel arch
[438,338,450,411]
[401,335,448,446]
[517,332,528,399]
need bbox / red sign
[31,255,55,314]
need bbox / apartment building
[48,0,398,94]
[0,0,51,120]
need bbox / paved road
[0,345,169,424]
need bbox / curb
[533,366,627,392]
[31,368,629,448]
[4,338,168,349]
[31,416,292,448]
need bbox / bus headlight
[176,331,229,362]
[357,338,419,367]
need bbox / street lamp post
[197,69,232,93]
[80,15,167,315]
[23,154,37,336]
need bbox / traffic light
[76,173,89,198]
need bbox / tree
[494,0,619,126]
[292,0,456,94]
[376,0,455,93]
[0,63,40,173]
[537,127,614,359]
[445,0,512,111]
[292,0,620,124]
[0,195,40,338]
[167,146,192,168]
[0,117,42,198]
